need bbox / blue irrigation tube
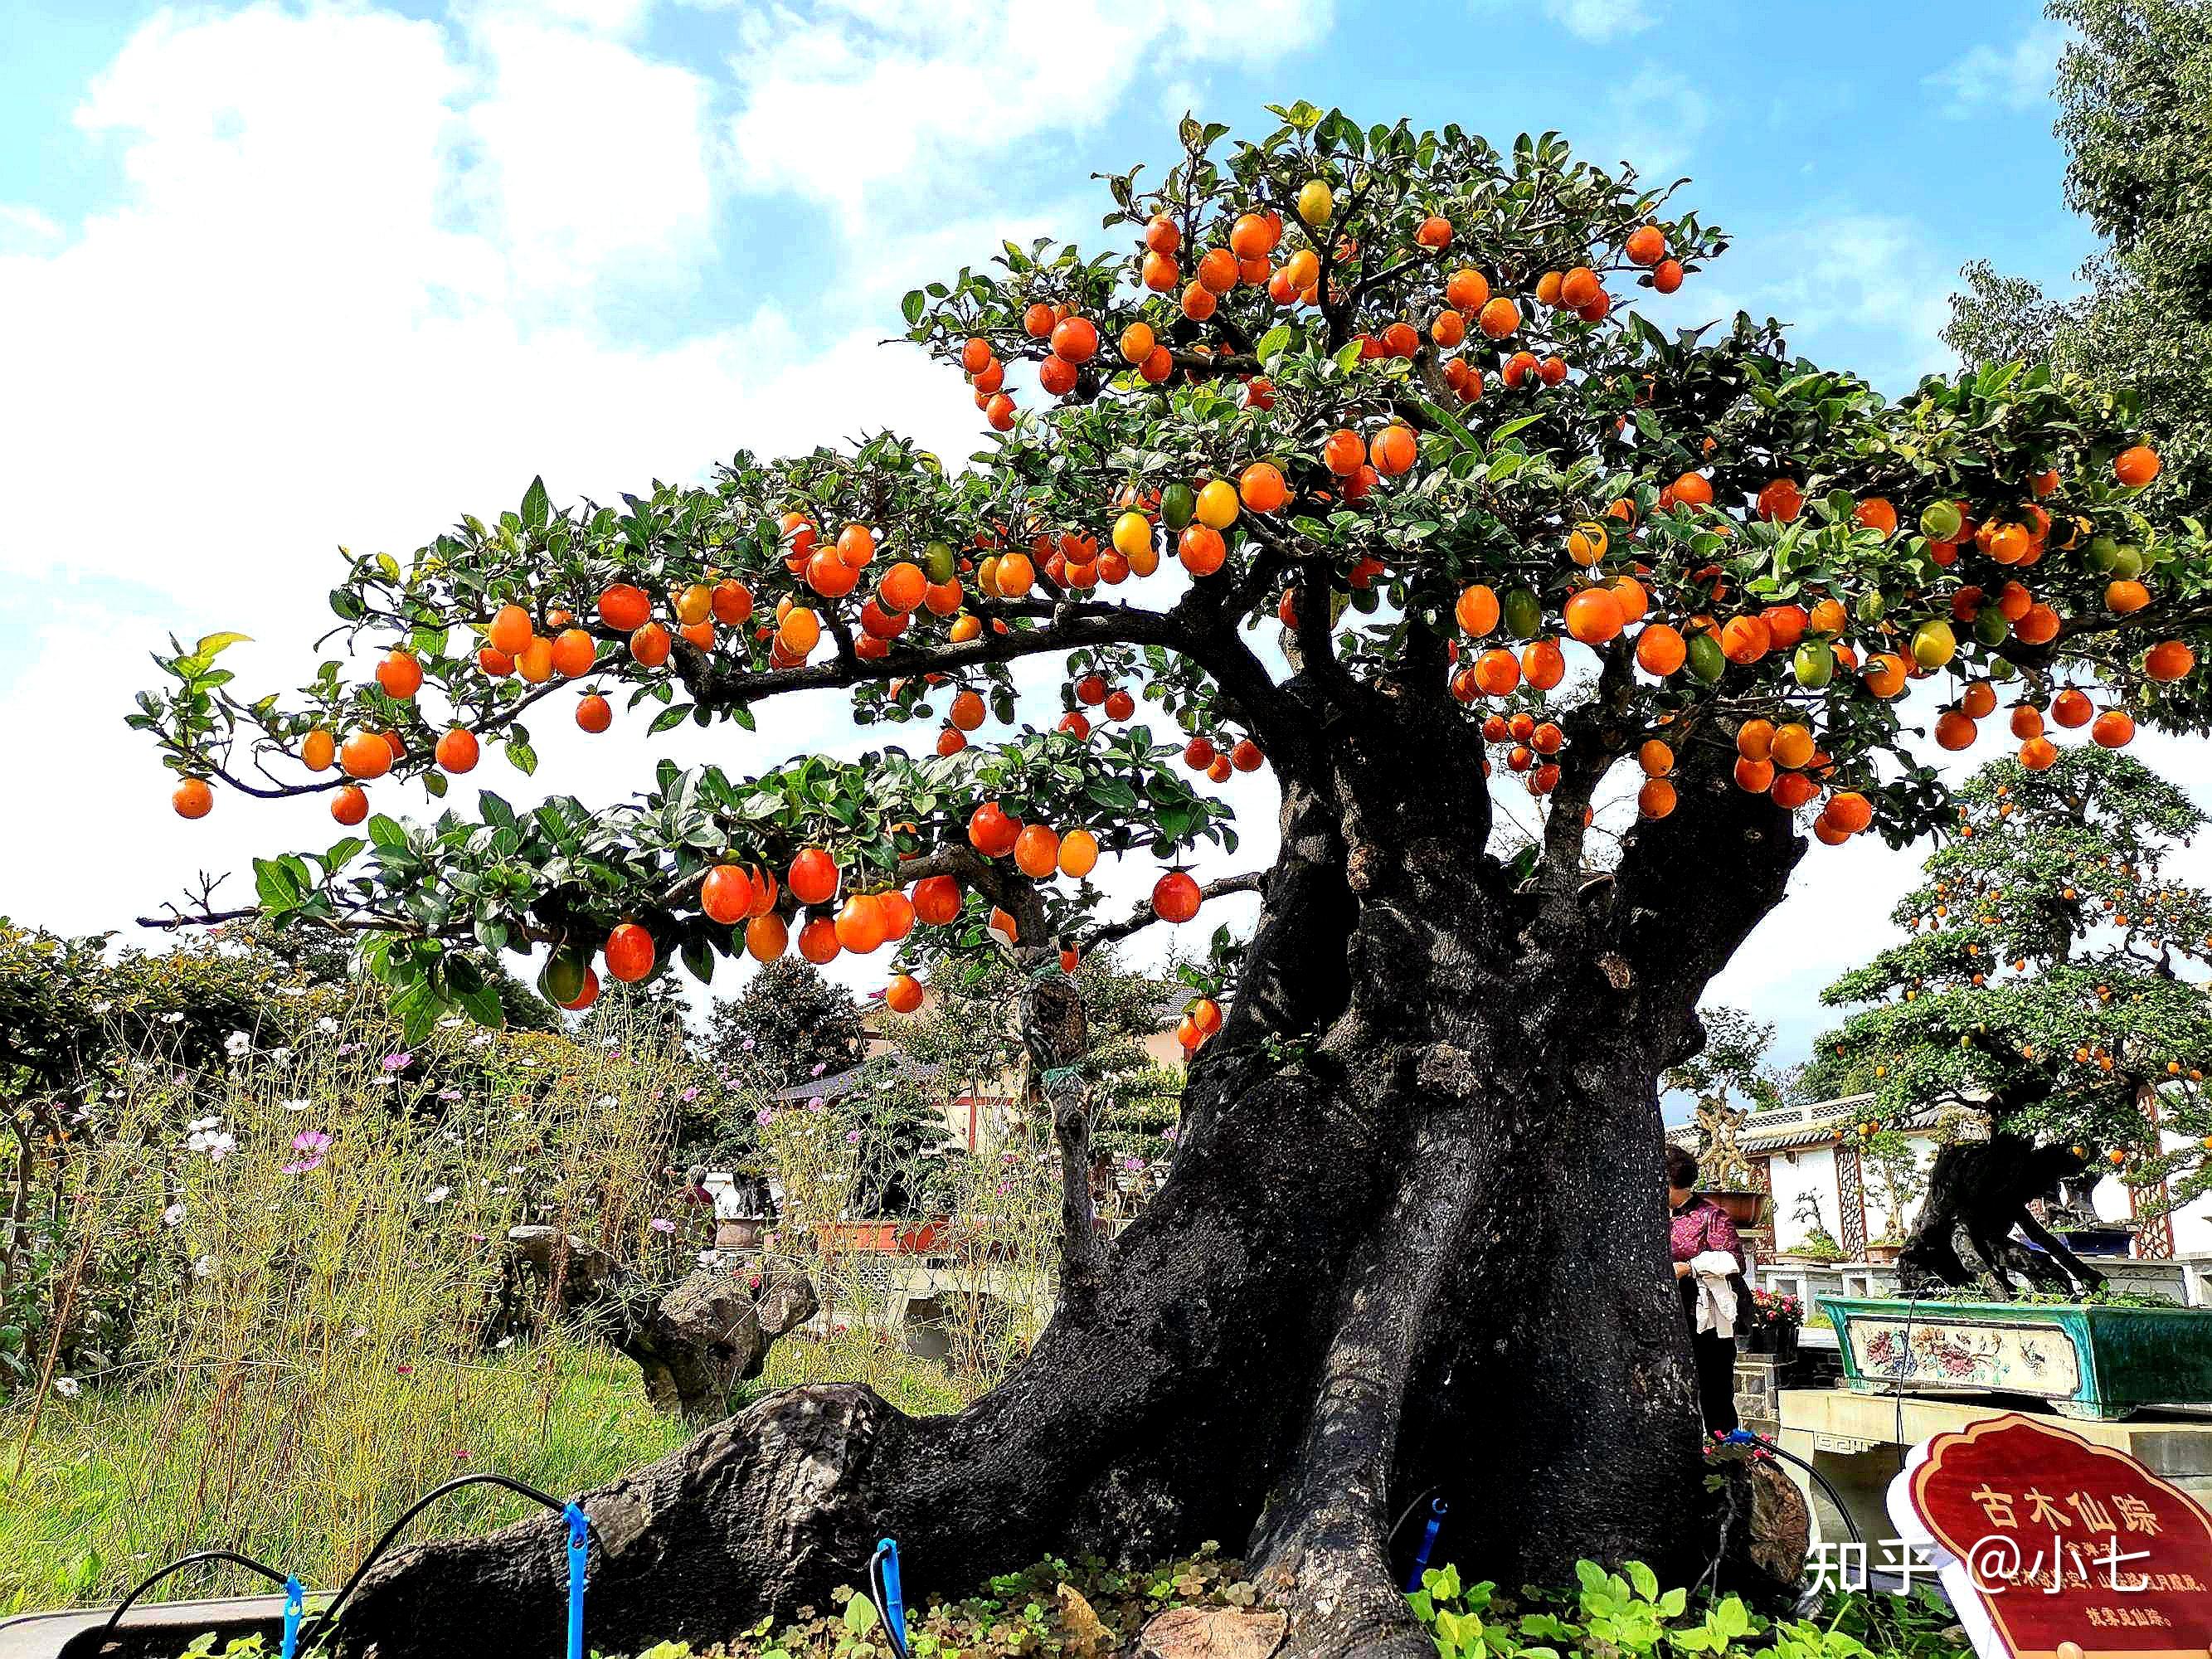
[870,1538,909,1659]
[1403,1499,1448,1591]
[565,1502,590,1659]
[280,1576,304,1659]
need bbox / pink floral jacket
[1670,1197,1745,1271]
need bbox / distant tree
[1947,0,2212,518]
[1801,748,2212,1252]
[702,958,866,1092]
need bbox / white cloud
[1647,207,1956,393]
[1595,66,1711,181]
[0,204,65,255]
[1923,20,2066,116]
[1478,0,1655,45]
[0,0,1274,971]
[718,0,1333,224]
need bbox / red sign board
[1890,1413,2212,1659]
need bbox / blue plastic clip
[564,1502,590,1659]
[280,1576,304,1659]
[1404,1498,1448,1591]
[878,1536,907,1655]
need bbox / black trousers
[1681,1278,1740,1434]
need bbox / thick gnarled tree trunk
[340,691,1801,1659]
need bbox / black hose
[98,1550,292,1640]
[295,1472,594,1655]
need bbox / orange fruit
[2146,640,2196,682]
[340,730,392,780]
[885,973,926,1015]
[1638,738,1674,776]
[331,785,369,826]
[376,650,423,700]
[1564,586,1625,645]
[576,693,612,733]
[1369,426,1417,477]
[1636,624,1687,676]
[2093,709,2137,748]
[488,605,532,656]
[1637,778,1677,819]
[1736,719,1776,763]
[2115,445,2161,488]
[1455,584,1500,636]
[702,865,754,926]
[435,727,479,773]
[172,776,213,819]
[301,729,337,772]
[744,912,788,962]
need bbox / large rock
[503,1228,815,1415]
[1136,1607,1286,1659]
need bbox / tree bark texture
[341,693,1805,1659]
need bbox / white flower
[425,1186,451,1206]
[90,1000,112,1014]
[52,1377,80,1399]
[192,1255,216,1278]
[224,1030,252,1058]
[594,1095,617,1111]
[161,1011,185,1025]
[266,1048,294,1068]
[316,1016,340,1035]
[162,1204,186,1228]
[438,1016,463,1029]
[281,1097,314,1112]
[469,1031,494,1048]
[494,1335,515,1350]
[187,1117,219,1134]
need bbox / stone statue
[1691,1093,1757,1190]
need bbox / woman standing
[1666,1145,1747,1434]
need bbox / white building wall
[1767,1146,1839,1252]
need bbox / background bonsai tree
[1860,1128,1928,1247]
[129,105,2212,1658]
[1949,0,2212,518]
[1663,1005,1782,1190]
[1801,748,2212,1285]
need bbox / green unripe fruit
[2089,534,2121,571]
[1912,618,1957,669]
[1919,500,1962,542]
[2110,545,2144,580]
[1988,655,2018,682]
[1794,640,1835,688]
[538,949,587,1008]
[1503,587,1544,639]
[1974,609,2011,646]
[1687,630,1727,684]
[923,540,957,584]
[1161,484,1196,531]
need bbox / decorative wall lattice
[1835,1143,1868,1258]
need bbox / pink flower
[649,1218,677,1234]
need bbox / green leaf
[521,475,550,533]
[193,631,253,658]
[1255,324,1292,367]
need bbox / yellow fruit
[1112,511,1152,560]
[1296,179,1334,226]
[1195,479,1240,531]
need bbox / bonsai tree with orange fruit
[1803,747,2212,1278]
[132,105,2212,1658]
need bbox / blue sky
[0,0,2143,1088]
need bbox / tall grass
[0,1000,689,1610]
